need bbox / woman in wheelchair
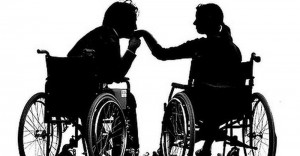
[136,3,242,156]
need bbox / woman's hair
[196,3,232,41]
[220,23,232,41]
[103,1,138,27]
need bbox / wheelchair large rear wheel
[161,92,195,156]
[87,93,127,156]
[242,93,276,156]
[18,93,62,156]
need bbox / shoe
[57,145,73,156]
[152,148,163,156]
[226,147,239,156]
[215,129,229,141]
[57,150,73,156]
[195,149,211,156]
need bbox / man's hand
[128,36,141,52]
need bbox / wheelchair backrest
[44,55,100,119]
[188,52,259,88]
[239,61,254,87]
[239,52,260,87]
[46,55,97,81]
[38,50,132,122]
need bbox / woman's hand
[133,30,148,38]
[133,30,159,53]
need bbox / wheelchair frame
[18,50,140,156]
[160,53,277,156]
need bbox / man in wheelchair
[136,3,243,156]
[54,1,141,156]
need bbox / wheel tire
[87,93,127,156]
[161,92,195,156]
[242,93,276,156]
[18,92,62,156]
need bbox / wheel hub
[35,130,47,139]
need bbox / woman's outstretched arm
[134,30,159,53]
[134,30,196,60]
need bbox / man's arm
[119,36,141,78]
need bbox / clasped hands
[128,30,157,53]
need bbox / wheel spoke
[166,128,176,138]
[96,134,107,144]
[111,133,124,140]
[255,105,266,131]
[24,125,36,137]
[111,127,123,138]
[112,118,122,130]
[24,139,36,149]
[29,107,46,131]
[24,131,34,138]
[25,115,38,131]
[37,139,46,156]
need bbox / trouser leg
[126,93,139,149]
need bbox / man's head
[193,3,224,35]
[103,1,138,38]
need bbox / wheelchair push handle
[37,49,50,56]
[251,52,261,63]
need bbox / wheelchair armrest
[113,77,130,90]
[114,77,130,83]
[168,83,190,101]
[171,82,189,89]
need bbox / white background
[0,0,299,155]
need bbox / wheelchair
[18,50,140,156]
[160,53,277,156]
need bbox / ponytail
[220,23,233,41]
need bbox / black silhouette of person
[68,2,140,83]
[65,1,141,155]
[136,3,242,156]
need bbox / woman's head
[193,3,224,35]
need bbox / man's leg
[195,122,220,156]
[126,92,139,150]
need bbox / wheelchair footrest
[226,136,257,150]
